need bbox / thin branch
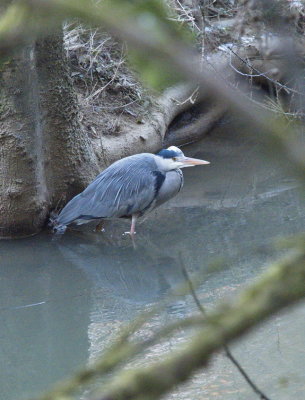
[228,47,305,97]
[179,254,271,400]
[229,52,277,78]
[224,348,270,400]
[180,257,206,316]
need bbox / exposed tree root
[164,102,226,147]
[95,84,226,166]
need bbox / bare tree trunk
[0,44,48,238]
[35,35,98,205]
[0,33,98,238]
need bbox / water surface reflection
[1,121,305,399]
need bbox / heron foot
[123,231,137,236]
[123,231,137,249]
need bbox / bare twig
[223,348,270,400]
[179,253,272,400]
[229,47,305,97]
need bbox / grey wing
[84,170,159,218]
[57,155,162,225]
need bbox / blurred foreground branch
[31,243,305,400]
[1,0,303,181]
[95,246,305,400]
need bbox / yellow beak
[180,157,210,166]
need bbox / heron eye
[173,157,177,161]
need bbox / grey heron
[52,146,209,236]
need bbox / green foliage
[0,0,195,91]
[118,0,194,90]
[0,3,27,35]
[128,49,185,91]
[104,0,194,39]
[82,0,195,90]
[118,0,196,90]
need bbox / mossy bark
[0,45,48,238]
[0,33,98,238]
[35,35,98,204]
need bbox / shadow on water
[1,118,305,399]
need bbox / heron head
[156,146,210,171]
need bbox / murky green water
[1,119,305,400]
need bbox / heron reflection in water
[52,146,209,236]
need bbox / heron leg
[130,214,137,236]
[123,214,137,237]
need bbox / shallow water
[1,119,305,400]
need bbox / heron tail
[48,211,67,235]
